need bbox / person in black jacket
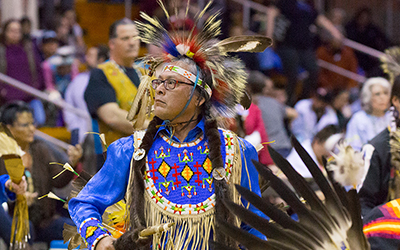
[358,75,400,250]
[359,75,400,215]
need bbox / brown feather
[63,223,86,250]
[206,35,273,54]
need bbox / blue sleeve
[239,139,267,241]
[68,136,134,248]
[0,174,15,203]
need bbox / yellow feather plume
[157,0,170,19]
[140,12,164,30]
[197,0,213,21]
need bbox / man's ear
[108,39,114,51]
[196,94,206,107]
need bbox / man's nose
[155,83,166,95]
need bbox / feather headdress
[127,0,272,127]
[381,47,400,84]
[212,136,370,250]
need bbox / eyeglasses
[152,79,194,90]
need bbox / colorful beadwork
[162,65,212,97]
[86,226,97,239]
[142,130,235,215]
[79,217,111,250]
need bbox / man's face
[153,63,203,122]
[110,24,139,61]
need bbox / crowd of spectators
[0,0,396,248]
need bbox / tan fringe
[144,192,215,250]
[229,135,243,226]
[140,130,245,249]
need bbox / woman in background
[0,101,82,246]
[345,77,391,151]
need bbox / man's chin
[154,110,176,121]
[154,110,167,120]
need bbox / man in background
[64,45,109,144]
[84,18,141,169]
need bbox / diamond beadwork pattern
[202,157,212,174]
[158,160,171,178]
[181,164,194,182]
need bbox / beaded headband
[162,65,212,97]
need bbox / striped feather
[215,140,370,249]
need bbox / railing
[342,39,386,59]
[230,0,386,83]
[317,60,367,83]
[34,130,71,150]
[0,73,90,120]
[0,72,92,149]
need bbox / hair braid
[203,103,237,247]
[114,116,163,250]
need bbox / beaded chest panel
[143,130,236,215]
